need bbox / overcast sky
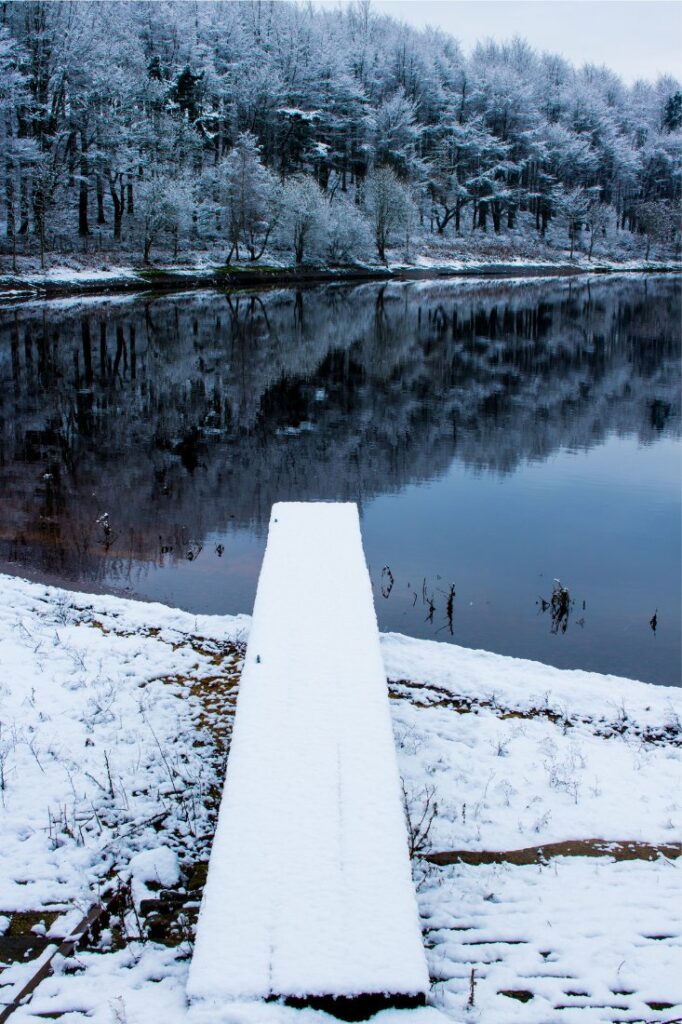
[346,1,682,85]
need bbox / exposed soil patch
[499,988,534,1002]
[389,678,682,746]
[424,839,682,867]
[0,911,61,966]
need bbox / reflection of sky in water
[363,435,680,685]
[137,434,680,686]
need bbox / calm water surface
[1,275,680,685]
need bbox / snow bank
[382,631,681,729]
[188,503,429,1005]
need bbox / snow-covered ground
[0,573,680,1022]
[1,249,678,303]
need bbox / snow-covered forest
[1,0,681,268]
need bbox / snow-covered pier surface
[187,503,429,1013]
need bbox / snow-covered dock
[187,502,429,1015]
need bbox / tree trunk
[295,227,305,264]
[109,178,123,241]
[78,135,89,237]
[33,185,46,268]
[5,162,15,240]
[436,206,456,235]
[19,175,30,235]
[96,172,106,224]
[376,232,386,262]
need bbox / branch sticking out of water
[381,564,394,599]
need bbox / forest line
[1,0,681,269]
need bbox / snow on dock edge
[187,502,429,1005]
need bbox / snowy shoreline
[0,573,680,1022]
[1,256,679,304]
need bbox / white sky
[325,1,682,85]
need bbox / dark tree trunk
[19,175,30,235]
[109,177,123,241]
[33,185,46,268]
[96,172,106,224]
[5,162,15,239]
[6,162,17,271]
[79,150,89,237]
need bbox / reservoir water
[1,274,679,685]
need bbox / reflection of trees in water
[0,276,679,582]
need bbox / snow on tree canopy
[187,502,429,1006]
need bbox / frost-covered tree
[555,186,593,257]
[372,90,423,178]
[136,172,193,263]
[222,132,279,263]
[278,176,328,264]
[0,28,37,267]
[366,167,412,262]
[326,193,372,263]
[584,194,613,258]
[634,198,675,259]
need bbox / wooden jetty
[187,502,429,1019]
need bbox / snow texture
[129,846,180,909]
[419,857,682,1022]
[0,573,247,915]
[188,502,429,1003]
[0,572,680,1023]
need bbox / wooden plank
[188,502,428,1009]
[0,903,106,1024]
